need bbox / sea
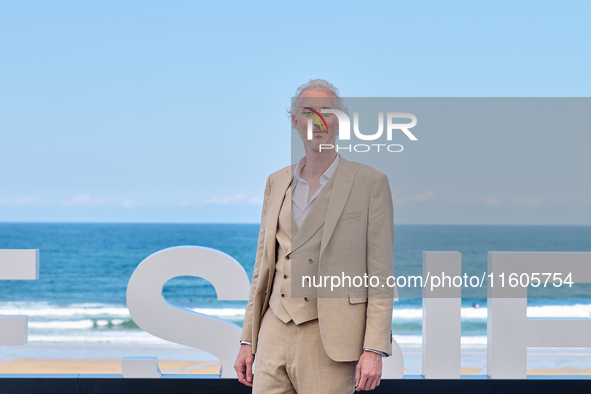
[1,223,591,350]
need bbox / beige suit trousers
[253,308,356,394]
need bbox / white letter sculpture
[487,252,591,379]
[0,249,39,345]
[126,246,251,378]
[422,251,462,378]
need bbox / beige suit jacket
[241,155,395,362]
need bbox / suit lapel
[263,166,293,267]
[319,156,356,258]
[290,155,357,257]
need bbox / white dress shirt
[292,154,339,229]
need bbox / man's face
[292,90,339,152]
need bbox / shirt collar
[294,154,340,185]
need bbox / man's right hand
[234,344,255,387]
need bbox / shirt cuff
[240,340,252,346]
[364,348,387,357]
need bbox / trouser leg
[253,309,297,394]
[287,318,357,394]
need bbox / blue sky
[1,0,590,224]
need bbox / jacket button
[283,274,288,279]
[286,255,291,260]
[304,296,309,301]
[308,259,313,264]
[281,293,286,298]
[264,290,267,295]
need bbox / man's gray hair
[289,79,347,117]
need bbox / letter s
[126,246,251,378]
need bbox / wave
[25,333,486,346]
[0,302,130,319]
[27,333,171,344]
[3,302,591,337]
[0,302,248,320]
[28,319,135,330]
[393,303,591,320]
[378,335,489,346]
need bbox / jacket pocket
[339,210,361,221]
[348,290,368,304]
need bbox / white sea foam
[27,333,169,344]
[0,302,130,319]
[3,302,591,322]
[25,331,490,347]
[527,304,591,318]
[392,308,423,319]
[29,320,96,329]
[393,304,591,321]
[188,308,246,318]
[0,302,247,320]
[392,335,488,346]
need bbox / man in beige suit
[235,80,394,393]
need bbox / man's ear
[291,114,299,131]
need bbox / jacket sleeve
[362,173,395,355]
[240,174,272,343]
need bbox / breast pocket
[339,210,361,222]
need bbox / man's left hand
[355,350,382,391]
